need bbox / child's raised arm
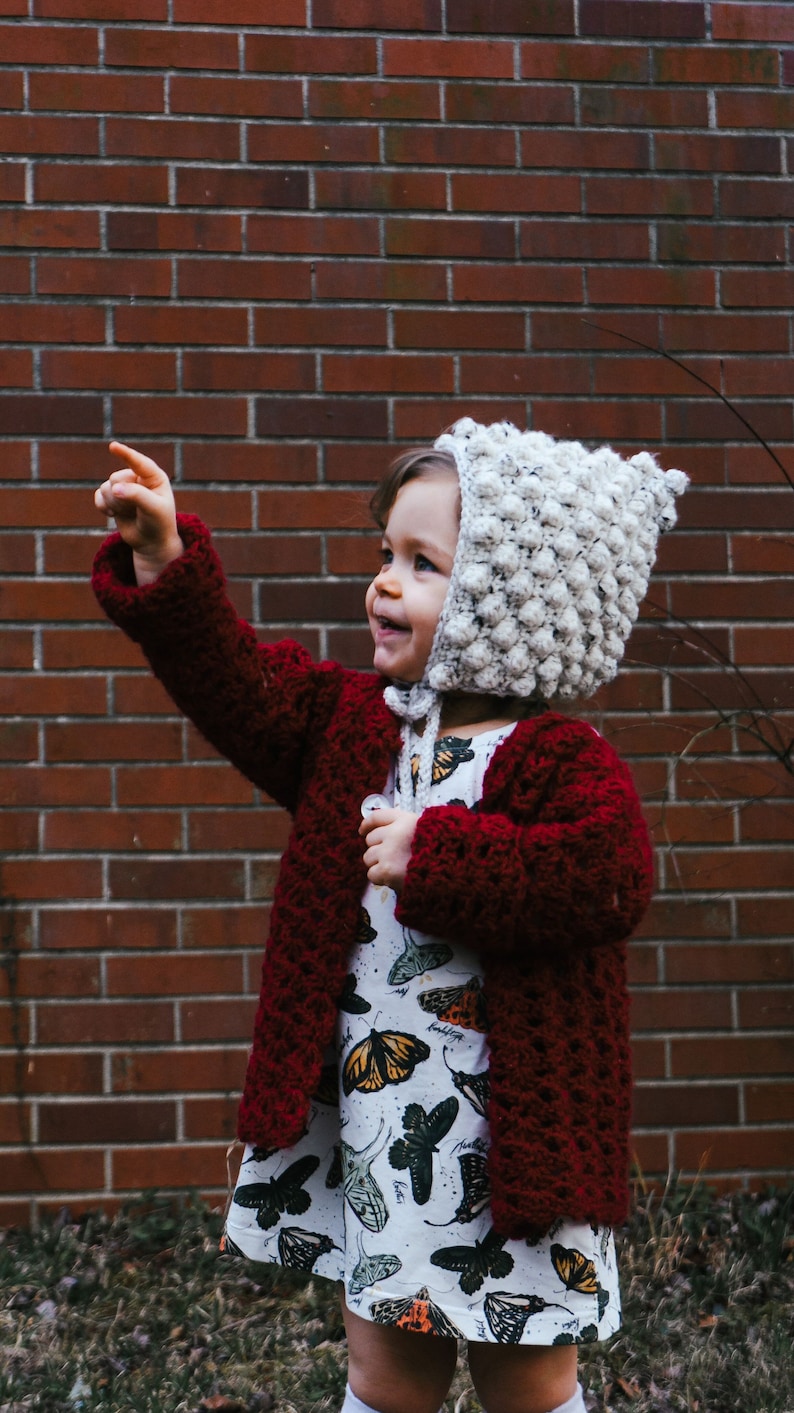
[94,441,184,587]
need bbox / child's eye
[415,553,437,573]
[379,547,393,567]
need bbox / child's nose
[374,562,400,594]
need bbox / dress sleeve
[395,716,653,958]
[91,514,345,813]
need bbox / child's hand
[359,807,418,894]
[94,441,183,586]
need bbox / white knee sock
[340,1383,445,1413]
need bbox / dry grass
[0,1182,791,1413]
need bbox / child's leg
[340,1296,457,1413]
[467,1341,580,1413]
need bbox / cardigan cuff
[91,514,225,640]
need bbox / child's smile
[365,472,459,685]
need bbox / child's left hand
[359,807,418,893]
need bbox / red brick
[0,257,29,294]
[0,1149,104,1196]
[106,118,239,161]
[41,627,144,669]
[45,810,182,852]
[111,1143,227,1191]
[0,23,98,63]
[656,133,780,175]
[114,305,248,346]
[1,859,103,901]
[0,1052,103,1096]
[633,1083,739,1127]
[0,160,25,202]
[0,303,105,343]
[39,907,177,951]
[521,219,649,261]
[315,261,446,302]
[314,0,441,26]
[107,952,244,997]
[113,395,246,438]
[533,399,663,442]
[37,164,168,207]
[39,1001,174,1046]
[175,167,309,210]
[446,81,573,125]
[733,624,794,663]
[45,719,182,763]
[246,33,377,74]
[676,1129,793,1173]
[180,998,255,1042]
[324,354,454,394]
[586,175,713,216]
[657,223,785,264]
[454,171,579,213]
[182,351,314,392]
[386,125,515,166]
[108,858,245,902]
[745,1082,794,1123]
[112,1046,247,1094]
[116,763,252,807]
[248,216,378,259]
[592,355,720,397]
[0,811,37,849]
[448,0,573,33]
[720,180,794,220]
[523,129,649,170]
[532,311,658,349]
[454,264,583,303]
[186,442,318,484]
[460,355,589,395]
[29,72,165,113]
[249,122,379,165]
[0,114,98,156]
[662,313,789,352]
[0,209,99,248]
[37,0,166,13]
[170,75,302,117]
[591,267,715,307]
[723,269,794,310]
[717,90,794,130]
[739,989,793,1029]
[189,808,290,852]
[0,351,32,387]
[581,1,705,37]
[631,987,732,1032]
[181,907,266,951]
[255,305,385,350]
[41,351,176,392]
[0,71,23,109]
[257,397,388,441]
[37,256,170,298]
[108,210,241,252]
[393,398,527,441]
[522,39,647,81]
[6,956,100,1000]
[712,2,794,41]
[0,634,34,672]
[394,308,524,349]
[0,396,104,437]
[384,37,513,77]
[316,168,446,211]
[174,0,305,18]
[309,77,440,121]
[655,45,777,85]
[40,1100,176,1146]
[0,765,111,808]
[582,85,707,128]
[257,486,370,530]
[105,27,238,69]
[178,257,311,301]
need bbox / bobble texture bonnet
[385,418,688,809]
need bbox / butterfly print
[219,1231,246,1259]
[387,929,453,986]
[484,1291,567,1344]
[524,1217,564,1247]
[552,1324,600,1346]
[370,1286,463,1339]
[277,1227,339,1273]
[233,1155,319,1231]
[325,1143,343,1189]
[357,907,377,945]
[418,977,488,1032]
[342,1028,431,1096]
[388,1097,459,1205]
[410,736,476,790]
[430,1227,514,1295]
[348,1233,402,1296]
[337,973,372,1015]
[341,1121,390,1233]
[442,1048,491,1117]
[454,1152,491,1223]
[551,1243,610,1320]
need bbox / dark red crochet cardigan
[93,515,653,1235]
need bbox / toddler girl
[93,419,687,1413]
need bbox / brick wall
[1,0,792,1224]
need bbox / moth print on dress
[442,1047,491,1117]
[277,1227,340,1273]
[348,1232,403,1296]
[326,1143,343,1189]
[418,977,488,1032]
[524,1217,564,1247]
[357,907,377,945]
[388,1096,459,1205]
[342,1028,431,1096]
[341,1120,390,1233]
[232,1154,320,1231]
[454,1152,491,1223]
[387,929,453,986]
[410,735,476,791]
[552,1325,600,1346]
[369,1286,463,1339]
[484,1291,569,1344]
[219,1231,246,1258]
[337,973,372,1015]
[430,1227,514,1295]
[550,1244,610,1320]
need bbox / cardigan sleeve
[91,514,346,813]
[395,714,653,959]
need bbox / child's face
[366,471,459,684]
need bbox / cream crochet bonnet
[384,417,688,811]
